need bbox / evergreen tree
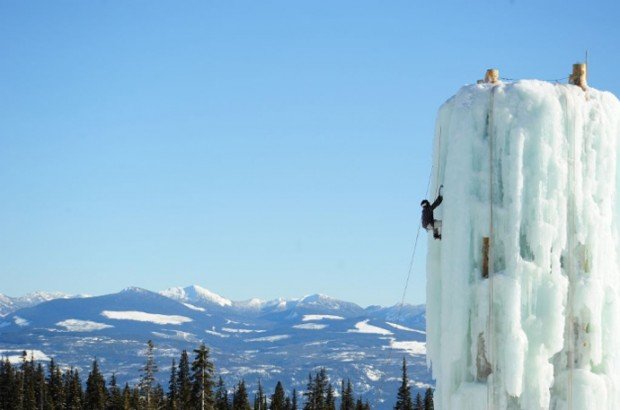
[284,397,292,410]
[0,359,18,408]
[291,389,298,410]
[423,388,433,410]
[340,379,354,410]
[325,383,335,410]
[64,368,83,410]
[85,358,107,409]
[177,350,192,409]
[140,340,158,409]
[215,376,230,410]
[122,383,132,410]
[254,380,267,410]
[131,385,142,409]
[303,374,315,410]
[191,343,215,410]
[413,393,422,410]
[304,368,330,410]
[108,373,124,410]
[270,381,286,410]
[153,383,166,409]
[167,359,178,410]
[34,362,47,410]
[394,358,413,410]
[47,358,65,410]
[354,398,364,410]
[21,351,36,409]
[232,380,251,410]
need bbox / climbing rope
[486,85,497,410]
[499,76,570,83]
[386,164,433,366]
[387,127,440,365]
[565,90,577,410]
[373,136,437,410]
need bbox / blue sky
[1,1,619,306]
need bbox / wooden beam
[482,237,490,279]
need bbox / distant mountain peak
[120,286,150,294]
[160,285,232,307]
[299,293,334,303]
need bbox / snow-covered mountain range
[0,285,430,407]
[0,291,79,317]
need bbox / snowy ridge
[0,291,76,316]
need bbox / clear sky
[1,1,619,307]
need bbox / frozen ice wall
[426,80,620,409]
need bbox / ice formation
[425,80,620,409]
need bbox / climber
[421,185,443,240]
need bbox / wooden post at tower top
[484,69,500,84]
[477,68,500,85]
[569,63,587,90]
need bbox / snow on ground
[327,350,367,362]
[151,330,198,342]
[56,319,113,332]
[182,303,205,312]
[222,327,265,333]
[224,365,282,377]
[101,310,192,325]
[245,335,290,342]
[293,323,327,330]
[363,366,382,382]
[387,339,426,355]
[302,314,344,321]
[205,329,229,338]
[13,316,29,326]
[347,320,392,335]
[0,349,50,363]
[385,322,425,334]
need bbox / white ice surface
[101,310,192,325]
[426,80,620,409]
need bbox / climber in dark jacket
[421,185,443,240]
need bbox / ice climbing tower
[425,73,620,409]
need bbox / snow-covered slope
[0,286,429,406]
[426,80,620,409]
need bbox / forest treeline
[0,340,433,410]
